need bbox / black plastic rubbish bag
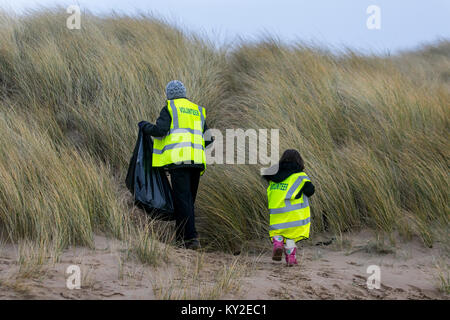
[125,126,174,220]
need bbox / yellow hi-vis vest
[267,172,311,242]
[152,98,206,174]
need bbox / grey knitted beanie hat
[165,80,186,100]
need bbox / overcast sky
[1,0,449,53]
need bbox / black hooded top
[262,161,315,199]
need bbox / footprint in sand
[317,271,331,278]
[407,285,433,299]
[347,261,363,266]
[303,285,316,296]
[332,283,341,290]
[298,275,311,282]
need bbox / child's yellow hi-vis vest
[267,172,311,241]
[152,98,206,175]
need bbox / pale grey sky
[1,0,449,53]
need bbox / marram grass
[0,10,448,255]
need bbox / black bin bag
[126,126,174,220]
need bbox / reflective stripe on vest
[153,142,204,154]
[269,217,311,230]
[284,175,309,206]
[152,99,206,173]
[269,197,309,214]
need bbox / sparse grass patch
[0,277,33,296]
[126,219,174,267]
[433,258,450,295]
[151,253,259,300]
[362,236,396,255]
[16,238,61,279]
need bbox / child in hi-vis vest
[263,149,315,266]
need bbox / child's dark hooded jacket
[262,161,315,199]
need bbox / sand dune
[0,231,447,300]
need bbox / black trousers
[169,168,201,241]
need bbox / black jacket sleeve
[295,181,315,199]
[204,122,214,148]
[142,106,171,137]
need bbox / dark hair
[279,149,304,171]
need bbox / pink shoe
[272,236,284,261]
[285,247,298,267]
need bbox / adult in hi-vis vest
[139,81,213,250]
[263,149,315,266]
